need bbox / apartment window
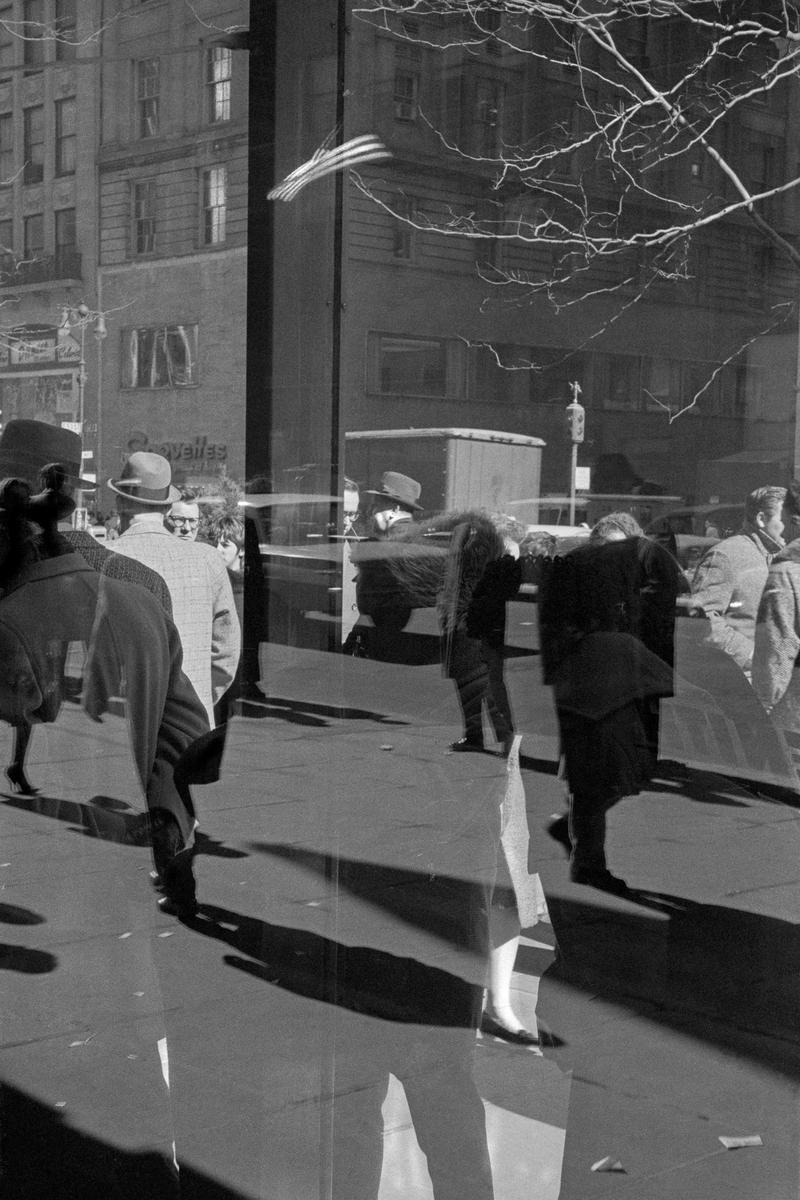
[392,194,414,260]
[202,166,226,245]
[133,180,156,254]
[136,58,160,138]
[205,46,232,123]
[642,357,681,414]
[122,324,198,388]
[55,207,76,272]
[0,112,13,183]
[394,69,419,122]
[371,334,450,397]
[0,7,14,82]
[747,242,775,302]
[23,0,44,72]
[23,213,43,260]
[55,97,76,176]
[0,216,13,275]
[475,78,502,155]
[55,0,77,62]
[605,354,642,410]
[528,347,592,406]
[23,106,44,184]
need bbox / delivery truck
[344,427,545,516]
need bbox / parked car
[646,504,743,571]
[239,493,345,650]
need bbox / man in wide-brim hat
[0,419,174,616]
[365,470,423,534]
[108,450,182,508]
[0,418,95,491]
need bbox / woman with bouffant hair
[0,465,208,913]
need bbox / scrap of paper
[591,1156,625,1172]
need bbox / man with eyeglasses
[168,490,202,540]
[110,453,240,728]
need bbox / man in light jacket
[691,485,788,676]
[753,486,800,732]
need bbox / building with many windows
[268,5,800,507]
[0,0,794,509]
[0,0,248,499]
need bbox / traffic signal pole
[566,381,585,525]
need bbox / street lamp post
[60,302,108,520]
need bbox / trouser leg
[481,643,513,741]
[401,1033,494,1200]
[455,665,488,742]
[569,791,618,873]
[329,1067,389,1200]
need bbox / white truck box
[345,427,545,515]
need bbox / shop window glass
[121,324,198,388]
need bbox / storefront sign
[156,436,227,466]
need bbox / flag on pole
[268,134,391,202]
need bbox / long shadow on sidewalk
[0,1081,248,1199]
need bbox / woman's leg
[6,721,37,795]
[482,643,514,744]
[482,900,538,1042]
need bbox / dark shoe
[151,811,197,917]
[448,737,485,753]
[570,866,631,896]
[546,813,571,857]
[480,1013,539,1046]
[156,848,198,918]
[5,765,39,796]
[157,887,198,920]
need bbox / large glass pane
[1,3,799,1198]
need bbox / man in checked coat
[110,451,240,727]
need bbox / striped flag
[268,134,391,202]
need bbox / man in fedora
[0,419,173,615]
[345,471,426,660]
[110,451,240,726]
[365,470,423,535]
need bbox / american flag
[268,133,391,202]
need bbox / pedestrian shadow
[249,841,490,952]
[0,790,249,863]
[0,902,45,924]
[645,771,753,807]
[519,752,559,776]
[0,790,140,842]
[193,830,248,860]
[188,901,481,1027]
[237,694,412,728]
[0,1079,248,1199]
[540,885,800,1079]
[0,943,56,972]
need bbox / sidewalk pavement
[1,644,799,1198]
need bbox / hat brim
[364,488,423,512]
[107,477,181,505]
[0,456,96,491]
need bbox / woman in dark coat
[539,535,682,893]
